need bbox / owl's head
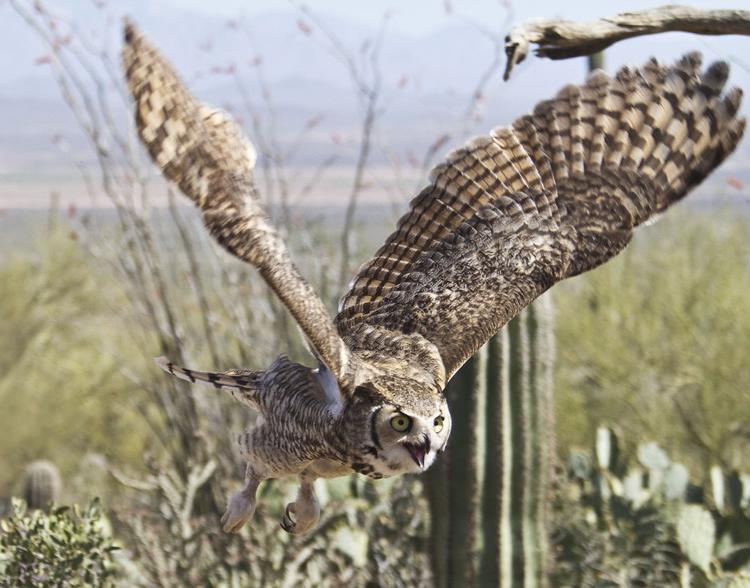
[345,374,451,476]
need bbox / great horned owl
[122,21,744,534]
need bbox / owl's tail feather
[154,357,262,409]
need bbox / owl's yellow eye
[434,416,445,433]
[390,414,412,433]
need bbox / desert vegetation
[1,1,749,586]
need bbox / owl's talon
[280,504,297,533]
[221,476,260,533]
[280,480,320,535]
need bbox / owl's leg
[280,476,320,534]
[221,464,262,533]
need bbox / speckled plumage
[123,21,744,534]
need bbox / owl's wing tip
[123,18,136,43]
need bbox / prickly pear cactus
[712,465,726,512]
[676,504,715,574]
[553,431,750,586]
[723,573,750,588]
[22,460,62,512]
[595,426,619,471]
[663,463,689,501]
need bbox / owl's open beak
[402,436,430,468]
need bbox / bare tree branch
[504,5,750,80]
[295,7,390,288]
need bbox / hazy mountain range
[2,1,749,208]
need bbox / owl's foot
[221,477,260,533]
[280,478,320,534]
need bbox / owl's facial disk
[370,401,451,475]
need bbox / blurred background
[1,0,749,586]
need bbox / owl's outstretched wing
[123,22,350,381]
[337,54,744,382]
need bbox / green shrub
[0,498,118,587]
[0,223,149,502]
[555,209,750,473]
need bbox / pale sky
[4,1,749,81]
[163,0,749,35]
[2,0,750,208]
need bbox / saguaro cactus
[21,460,62,511]
[426,294,555,587]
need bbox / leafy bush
[0,222,149,502]
[0,498,118,587]
[116,460,431,587]
[555,209,750,473]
